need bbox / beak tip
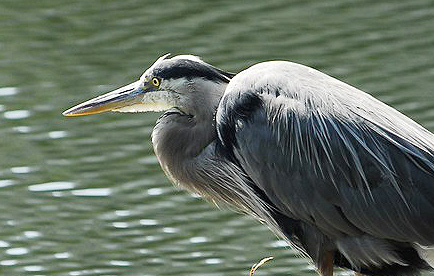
[62,107,85,117]
[62,80,143,117]
[62,108,74,117]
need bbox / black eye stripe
[154,59,233,83]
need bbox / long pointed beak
[62,81,143,116]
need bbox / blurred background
[1,0,434,275]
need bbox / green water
[1,0,434,275]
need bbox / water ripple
[1,1,433,276]
[10,166,35,174]
[0,87,19,96]
[3,110,31,120]
[23,265,44,272]
[109,260,131,266]
[146,187,164,196]
[0,240,10,247]
[23,231,41,239]
[6,247,29,255]
[112,222,129,229]
[48,130,68,139]
[28,181,75,192]
[204,258,222,264]
[114,210,131,217]
[54,252,71,259]
[0,260,18,266]
[189,236,208,244]
[0,180,15,188]
[71,188,112,197]
[139,219,158,226]
[12,126,32,133]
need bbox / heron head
[62,54,234,117]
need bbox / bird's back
[216,60,434,275]
[227,61,434,154]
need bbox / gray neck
[151,80,228,185]
[151,82,280,236]
[152,110,216,167]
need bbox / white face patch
[113,91,178,113]
[113,103,172,113]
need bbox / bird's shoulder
[217,60,434,162]
[216,60,361,149]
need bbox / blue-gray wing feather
[216,61,434,245]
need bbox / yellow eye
[152,77,160,87]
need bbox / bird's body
[64,55,434,276]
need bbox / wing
[216,61,434,245]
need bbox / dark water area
[1,0,434,275]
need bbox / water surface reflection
[1,0,434,275]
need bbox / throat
[152,110,216,183]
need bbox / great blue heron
[63,54,434,276]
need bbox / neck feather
[152,110,216,183]
[151,110,282,240]
[152,79,228,182]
